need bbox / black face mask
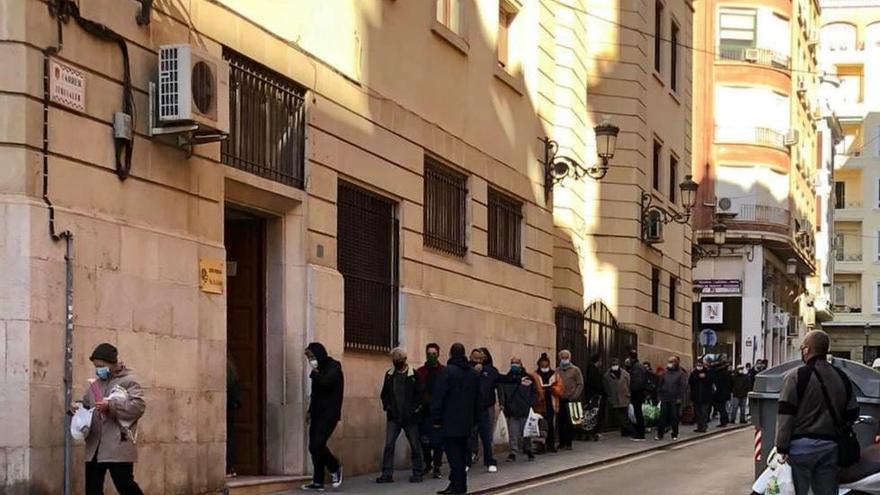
[394,360,407,370]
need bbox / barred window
[488,188,522,265]
[337,182,399,353]
[424,158,468,256]
[221,48,306,188]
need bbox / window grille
[488,188,523,265]
[424,158,468,256]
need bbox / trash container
[749,357,880,477]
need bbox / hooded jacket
[81,365,146,463]
[431,354,482,437]
[306,342,344,423]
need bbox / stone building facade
[0,0,694,493]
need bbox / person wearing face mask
[688,358,713,433]
[776,330,859,495]
[655,356,687,441]
[625,351,648,441]
[417,343,445,479]
[377,348,426,484]
[555,349,584,450]
[468,347,500,472]
[711,358,732,427]
[603,358,633,437]
[497,357,537,461]
[73,343,146,495]
[534,353,564,453]
[303,342,344,491]
[584,353,605,441]
[731,365,751,424]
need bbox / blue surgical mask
[95,366,111,380]
[560,359,572,368]
[510,364,522,373]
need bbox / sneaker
[409,475,423,483]
[376,475,394,484]
[432,468,442,479]
[331,467,343,488]
[654,435,662,441]
[672,436,679,441]
[506,453,516,462]
[301,483,325,492]
[631,437,646,442]
[488,465,498,473]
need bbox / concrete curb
[472,424,752,494]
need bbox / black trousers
[657,401,680,438]
[544,408,557,450]
[421,420,444,471]
[85,461,144,495]
[557,399,573,448]
[309,419,341,485]
[715,399,730,426]
[631,393,646,439]
[694,402,711,431]
[443,436,469,494]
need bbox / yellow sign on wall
[199,259,224,294]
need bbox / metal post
[62,235,74,495]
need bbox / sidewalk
[277,419,750,494]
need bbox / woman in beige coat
[78,343,146,495]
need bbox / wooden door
[226,216,266,475]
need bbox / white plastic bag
[70,405,94,441]
[493,410,509,446]
[627,403,636,424]
[752,449,795,495]
[523,408,542,438]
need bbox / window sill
[432,20,469,55]
[670,89,682,105]
[652,70,665,86]
[494,65,525,95]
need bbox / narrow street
[489,428,753,495]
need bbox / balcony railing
[733,204,791,226]
[835,252,863,262]
[833,304,862,313]
[718,47,791,70]
[714,126,787,150]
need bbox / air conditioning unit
[716,197,735,213]
[785,129,800,146]
[643,210,664,244]
[156,44,229,135]
[744,48,760,62]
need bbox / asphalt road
[489,427,755,495]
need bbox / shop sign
[694,279,742,295]
[701,301,724,324]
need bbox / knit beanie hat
[90,343,118,364]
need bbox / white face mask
[309,359,319,369]
[540,367,550,373]
[611,365,620,371]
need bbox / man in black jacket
[470,348,500,471]
[302,342,344,491]
[626,350,648,441]
[584,353,604,441]
[689,358,713,433]
[377,348,425,484]
[712,358,732,427]
[432,343,481,495]
[777,330,859,495]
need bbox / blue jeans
[729,397,747,423]
[790,446,838,495]
[381,420,424,477]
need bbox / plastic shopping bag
[627,404,636,424]
[642,403,660,426]
[70,404,94,441]
[752,450,795,495]
[523,408,543,438]
[493,410,509,446]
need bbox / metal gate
[556,302,639,369]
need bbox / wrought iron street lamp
[541,121,620,201]
[640,175,699,242]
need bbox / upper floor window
[669,276,678,320]
[669,154,678,202]
[221,49,307,188]
[719,8,756,56]
[424,157,468,256]
[653,140,662,191]
[437,0,464,35]
[670,21,679,91]
[651,267,661,314]
[822,22,857,51]
[834,181,846,209]
[488,188,523,265]
[654,1,664,72]
[497,6,512,68]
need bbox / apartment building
[818,0,880,363]
[692,0,821,365]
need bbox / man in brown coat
[77,343,146,495]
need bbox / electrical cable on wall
[50,0,135,180]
